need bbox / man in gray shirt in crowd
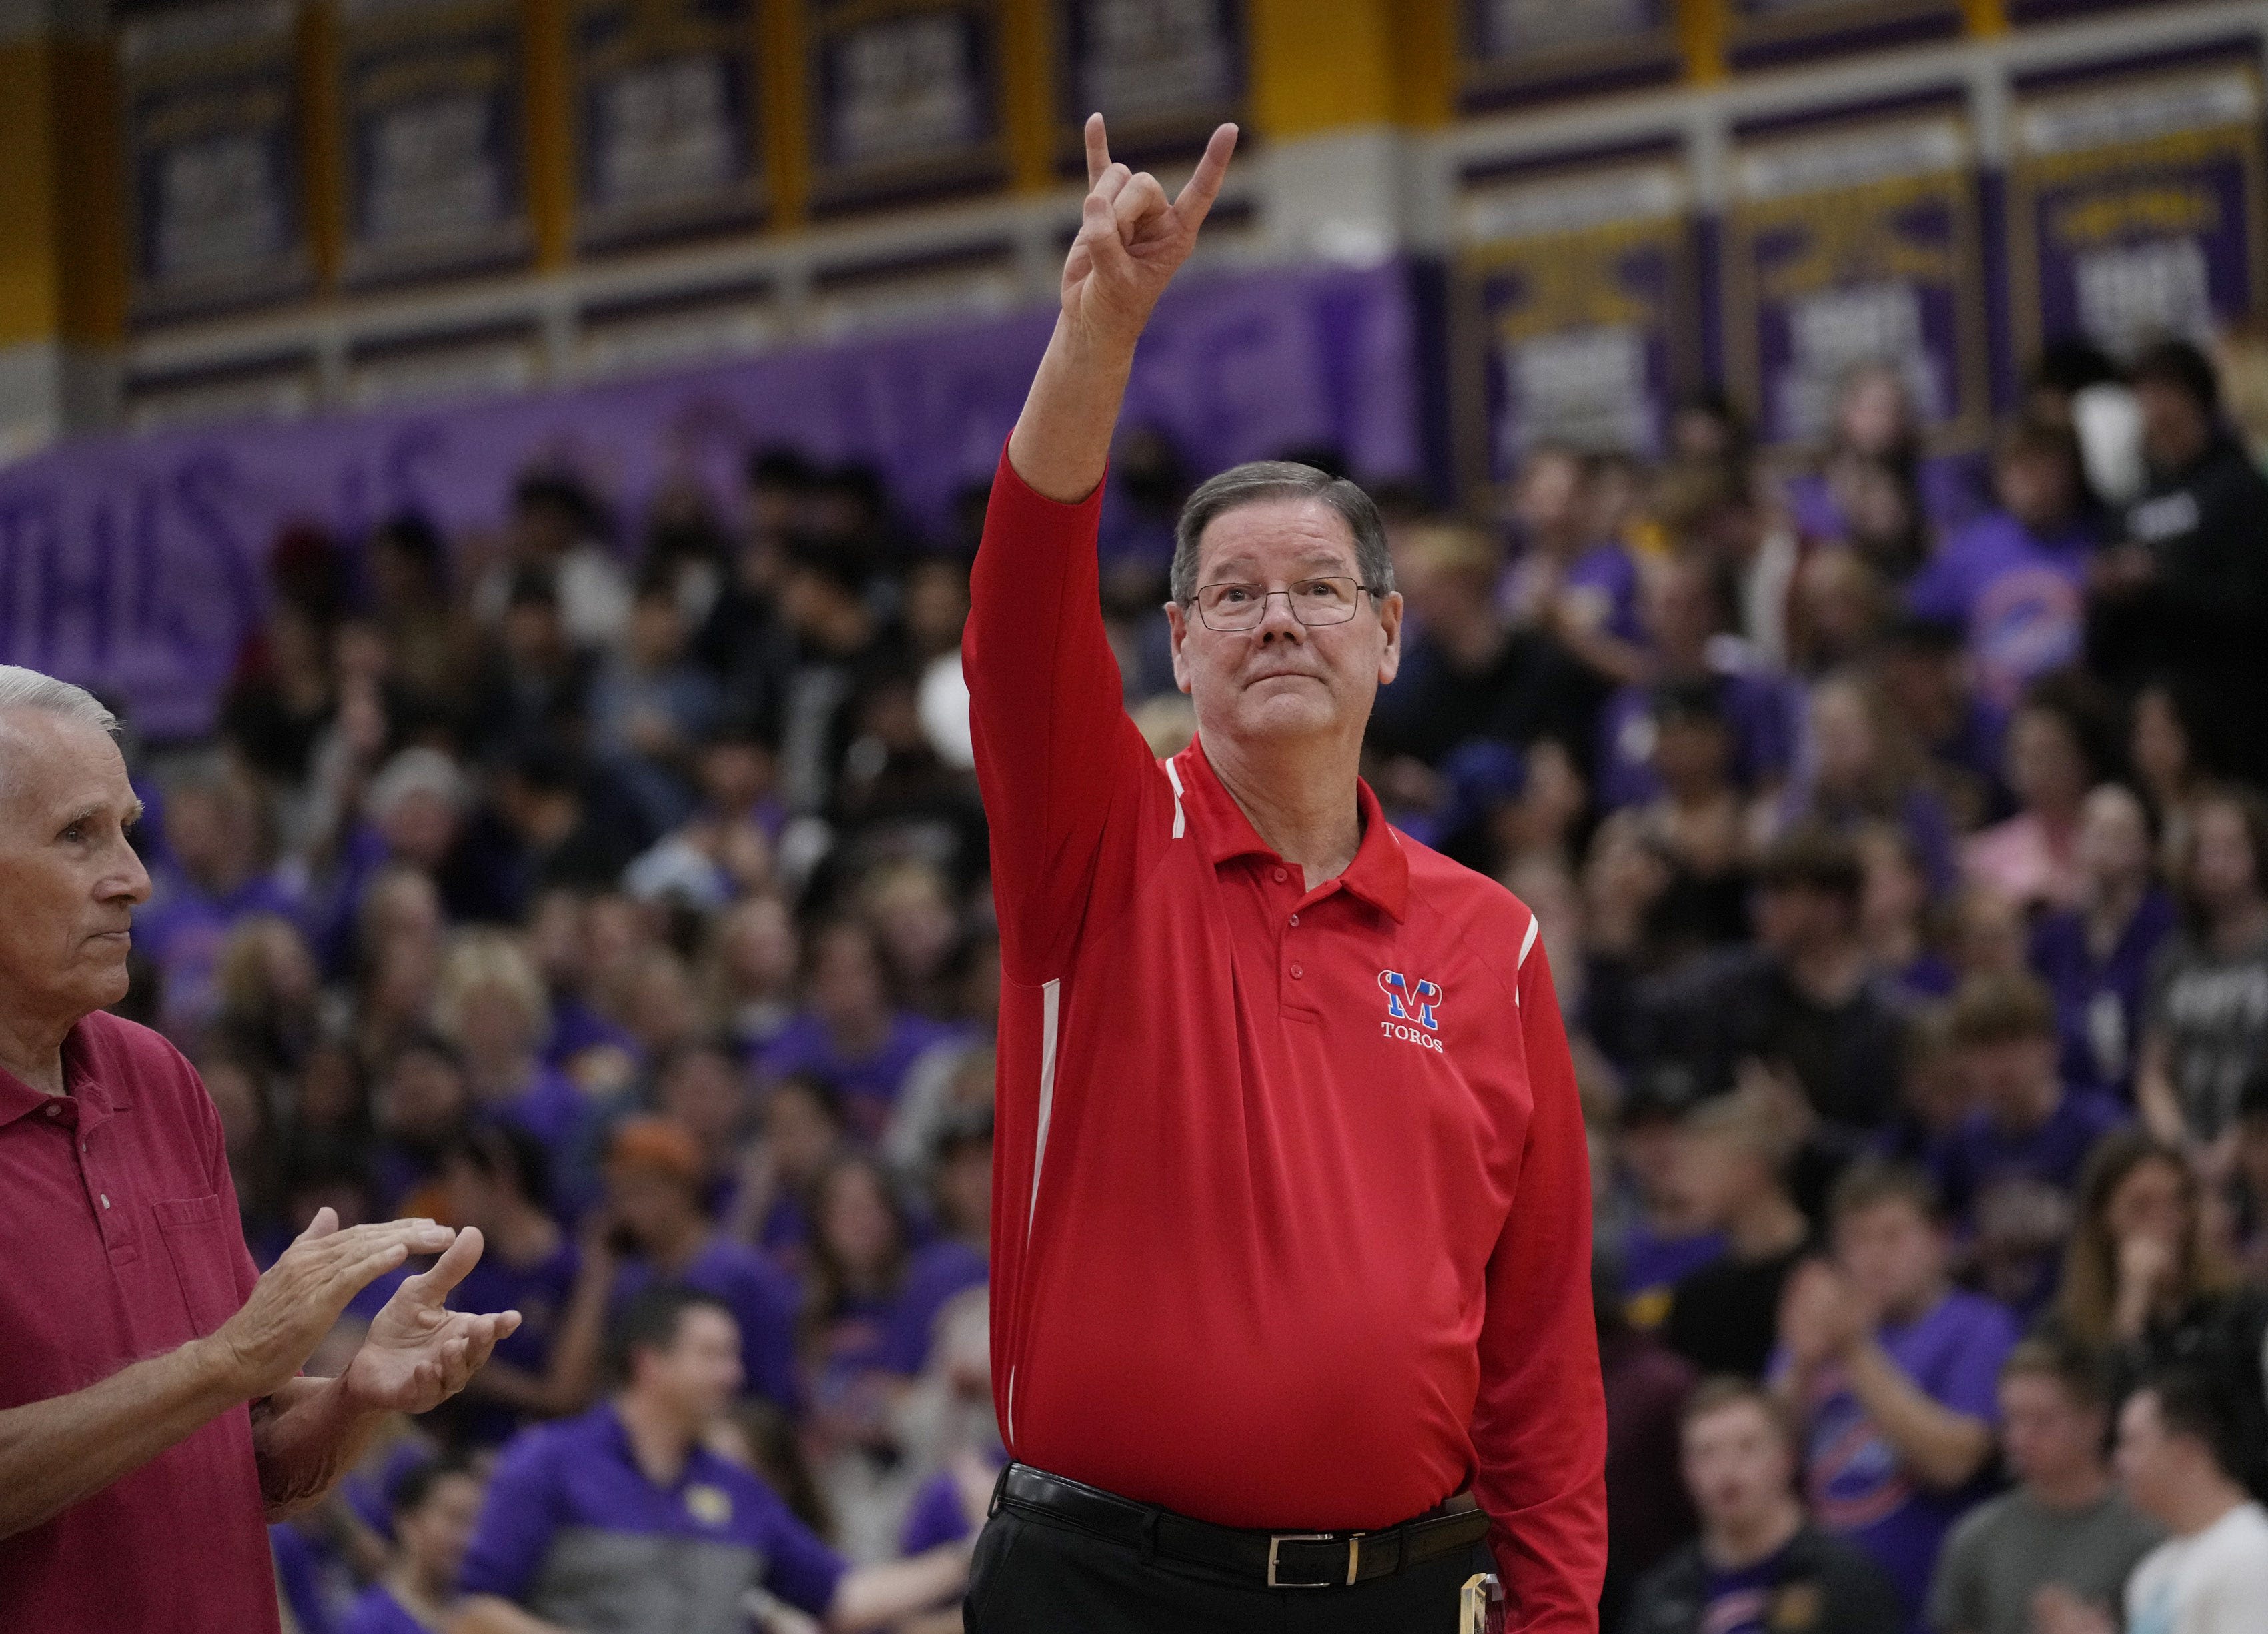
[1928,1337,2161,1634]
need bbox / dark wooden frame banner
[573,0,762,249]
[119,0,313,321]
[1053,0,1243,171]
[806,0,1007,213]
[2006,62,2268,367]
[1452,151,1700,505]
[1724,0,1962,72]
[338,0,534,287]
[1721,106,1991,452]
[1457,0,1681,112]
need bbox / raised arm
[1007,115,1237,502]
[965,115,1237,982]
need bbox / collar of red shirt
[1176,735,1410,921]
[0,1017,130,1130]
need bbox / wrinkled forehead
[1194,496,1362,584]
[0,708,134,820]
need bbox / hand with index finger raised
[1059,113,1238,349]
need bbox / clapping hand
[1059,113,1236,349]
[341,1224,522,1415]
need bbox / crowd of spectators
[98,330,2268,1634]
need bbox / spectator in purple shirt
[886,1106,992,1377]
[2028,784,2176,1106]
[433,930,590,1200]
[453,1287,973,1634]
[134,755,305,1038]
[1932,972,2127,1317]
[1774,1161,2019,1629]
[338,1456,484,1634]
[762,920,965,1142]
[594,1117,804,1415]
[1597,552,1797,811]
[431,1126,611,1447]
[1906,418,2102,716]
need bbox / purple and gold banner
[1725,0,1962,71]
[2007,65,2267,364]
[808,0,1006,212]
[1454,156,1699,498]
[119,0,312,320]
[1457,0,1679,110]
[1055,0,1242,167]
[339,0,532,285]
[574,0,762,249]
[1722,108,1989,450]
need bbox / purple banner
[2008,66,2267,365]
[1455,157,1700,496]
[0,263,1419,741]
[1724,111,1990,450]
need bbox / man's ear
[1375,590,1404,687]
[1165,600,1195,695]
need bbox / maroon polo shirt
[0,1008,277,1634]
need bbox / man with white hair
[0,666,524,1633]
[961,116,1604,1629]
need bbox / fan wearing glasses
[959,112,1606,1634]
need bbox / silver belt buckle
[1266,1531,1357,1588]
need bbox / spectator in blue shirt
[1932,971,2126,1317]
[452,1287,978,1634]
[340,1456,484,1634]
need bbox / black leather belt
[992,1462,1493,1589]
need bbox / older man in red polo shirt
[0,667,523,1633]
[961,117,1606,1632]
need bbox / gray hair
[1169,462,1395,608]
[0,666,119,735]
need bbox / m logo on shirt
[1379,970,1444,1052]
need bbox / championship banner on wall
[1722,107,1989,450]
[1724,0,1962,71]
[808,0,1006,212]
[2007,63,2267,366]
[339,0,532,285]
[1457,0,1680,111]
[1453,153,1699,500]
[119,0,312,320]
[1055,0,1241,168]
[574,0,761,249]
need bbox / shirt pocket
[153,1194,244,1339]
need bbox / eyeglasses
[1189,577,1383,632]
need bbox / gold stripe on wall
[524,0,574,267]
[1247,0,1401,137]
[302,0,344,288]
[1962,0,2009,37]
[1676,0,1726,84]
[1000,0,1053,191]
[0,40,62,347]
[53,38,126,343]
[761,0,807,227]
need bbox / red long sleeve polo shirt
[0,1010,276,1633]
[965,448,1607,1629]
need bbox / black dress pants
[962,1503,1498,1633]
